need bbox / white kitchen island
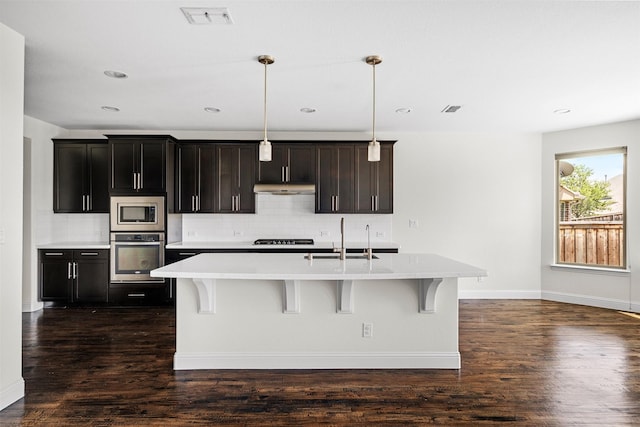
[151,253,486,370]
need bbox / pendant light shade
[258,55,274,162]
[366,55,382,162]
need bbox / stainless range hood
[253,183,315,195]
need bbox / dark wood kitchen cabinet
[107,135,176,200]
[257,143,315,184]
[216,144,256,213]
[53,139,109,213]
[355,143,394,213]
[39,249,109,303]
[316,144,355,213]
[176,143,216,213]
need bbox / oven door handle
[113,242,162,246]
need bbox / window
[556,148,627,269]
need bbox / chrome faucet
[333,217,346,260]
[365,224,373,260]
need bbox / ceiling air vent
[181,7,234,25]
[441,105,462,113]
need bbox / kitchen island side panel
[174,277,460,369]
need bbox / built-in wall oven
[110,195,166,285]
[110,232,165,283]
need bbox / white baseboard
[174,351,461,370]
[542,291,634,312]
[459,290,541,299]
[631,302,640,313]
[22,301,43,313]
[0,378,24,412]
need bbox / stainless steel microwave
[110,196,165,232]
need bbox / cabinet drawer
[75,250,109,260]
[40,250,73,260]
[108,283,171,306]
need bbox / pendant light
[258,55,274,162]
[366,55,382,162]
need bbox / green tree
[560,164,612,219]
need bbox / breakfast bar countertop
[165,241,401,251]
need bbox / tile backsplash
[180,194,392,243]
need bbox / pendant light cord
[372,61,376,142]
[263,60,268,143]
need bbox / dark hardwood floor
[1,300,639,425]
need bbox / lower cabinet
[39,249,109,303]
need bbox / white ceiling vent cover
[181,7,234,25]
[442,105,462,113]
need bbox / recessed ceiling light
[554,108,571,114]
[300,107,316,113]
[101,106,120,112]
[181,7,233,25]
[395,107,412,114]
[104,70,128,79]
[204,107,221,113]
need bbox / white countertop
[165,241,400,250]
[38,242,110,249]
[152,252,486,281]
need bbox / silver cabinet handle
[285,166,290,182]
[178,252,197,256]
[67,262,72,279]
[45,252,64,256]
[371,195,375,212]
[86,195,91,212]
[138,172,142,190]
[281,166,286,183]
[197,195,200,212]
[133,173,137,190]
[82,195,86,212]
[376,195,379,211]
[236,194,240,211]
[72,262,77,279]
[127,293,145,298]
[80,252,98,256]
[335,195,339,212]
[191,195,195,212]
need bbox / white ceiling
[1,0,639,134]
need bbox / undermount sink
[304,254,379,260]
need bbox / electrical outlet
[233,230,243,237]
[362,322,373,338]
[376,231,385,238]
[409,219,419,229]
[320,231,330,237]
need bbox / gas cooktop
[253,239,314,245]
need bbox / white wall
[541,119,640,312]
[392,132,542,298]
[0,22,25,412]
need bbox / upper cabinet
[257,143,316,184]
[53,139,109,213]
[107,135,176,197]
[176,143,216,213]
[355,143,394,213]
[316,144,355,213]
[216,143,256,213]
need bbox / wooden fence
[558,222,624,267]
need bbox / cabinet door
[73,251,109,303]
[335,146,355,213]
[287,144,315,183]
[87,143,109,213]
[177,144,198,212]
[139,141,166,193]
[110,141,137,192]
[54,144,86,212]
[197,145,216,213]
[316,146,335,213]
[216,145,236,212]
[40,250,73,301]
[257,144,286,183]
[376,144,393,213]
[236,145,256,213]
